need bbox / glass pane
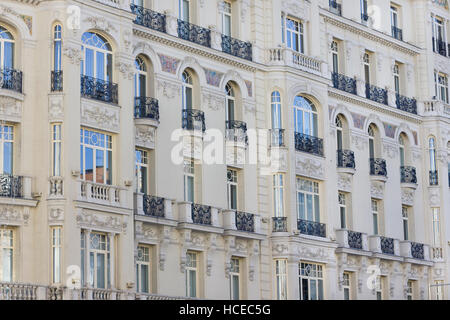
[187,176,194,202]
[106,54,112,82]
[183,0,190,22]
[310,279,317,300]
[227,100,235,121]
[3,142,13,175]
[141,265,149,293]
[301,278,308,300]
[140,166,147,194]
[230,185,237,210]
[340,207,346,229]
[314,195,320,222]
[96,51,105,80]
[304,112,310,135]
[188,270,196,297]
[89,252,94,286]
[97,253,105,289]
[54,41,62,71]
[4,42,14,69]
[318,279,324,300]
[369,139,375,158]
[298,193,305,220]
[344,288,349,300]
[139,74,146,98]
[96,149,104,184]
[224,16,231,37]
[306,194,313,221]
[85,48,94,77]
[232,275,239,300]
[185,87,192,109]
[373,214,378,235]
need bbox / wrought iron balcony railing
[297,219,326,238]
[142,195,165,218]
[348,231,363,249]
[429,170,438,186]
[337,149,356,169]
[177,19,211,48]
[391,26,403,41]
[395,94,417,114]
[135,97,159,121]
[1,68,23,93]
[270,129,285,147]
[225,120,248,144]
[221,35,252,61]
[400,166,417,184]
[191,203,212,225]
[370,158,387,177]
[272,217,287,232]
[294,132,324,156]
[51,70,63,92]
[130,4,166,33]
[432,37,448,57]
[411,242,424,260]
[380,236,395,255]
[0,174,23,198]
[182,109,206,132]
[329,0,342,15]
[365,83,388,105]
[80,75,118,104]
[235,211,255,233]
[331,72,357,95]
[361,13,369,24]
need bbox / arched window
[335,115,343,150]
[181,70,193,110]
[53,24,62,71]
[368,124,376,159]
[293,96,318,137]
[271,91,282,129]
[135,56,147,98]
[225,82,235,121]
[81,32,112,81]
[0,26,14,69]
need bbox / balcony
[432,37,448,57]
[337,149,355,169]
[429,170,438,186]
[410,242,424,260]
[329,0,341,16]
[336,230,369,251]
[0,174,23,198]
[400,166,417,184]
[370,158,387,178]
[266,47,324,76]
[225,120,248,144]
[235,211,255,232]
[400,241,431,263]
[294,132,324,156]
[191,203,212,225]
[130,4,166,33]
[177,19,211,48]
[143,195,165,218]
[1,68,23,94]
[270,129,285,147]
[432,247,443,261]
[78,180,125,207]
[272,217,287,233]
[51,70,63,92]
[331,72,357,95]
[380,236,395,255]
[80,75,118,104]
[365,83,388,105]
[395,94,417,114]
[297,219,326,238]
[391,26,403,41]
[182,109,206,132]
[134,97,159,121]
[221,35,252,61]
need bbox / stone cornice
[10,0,41,5]
[320,9,423,56]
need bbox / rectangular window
[435,72,449,103]
[186,251,198,298]
[273,174,284,217]
[52,124,62,176]
[222,1,232,37]
[434,280,444,300]
[81,231,111,289]
[343,272,352,300]
[402,206,409,240]
[393,64,400,94]
[406,280,414,300]
[299,262,324,300]
[361,0,368,24]
[275,259,287,300]
[80,128,112,185]
[338,192,346,229]
[331,40,339,73]
[296,178,320,222]
[135,149,148,194]
[179,0,190,22]
[376,276,388,300]
[363,52,370,84]
[227,168,238,210]
[371,199,379,235]
[53,25,62,71]
[0,227,14,282]
[432,208,441,246]
[136,245,151,293]
[230,257,240,300]
[51,227,62,284]
[184,159,194,202]
[283,17,304,53]
[0,125,14,175]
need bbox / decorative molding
[83,16,118,34]
[295,155,325,180]
[370,181,384,199]
[63,45,82,65]
[337,172,352,192]
[0,5,33,35]
[351,133,368,150]
[383,141,398,159]
[202,91,224,111]
[158,54,180,74]
[298,246,329,260]
[48,95,64,121]
[351,112,366,129]
[401,188,414,206]
[281,0,310,21]
[116,61,134,80]
[0,96,21,120]
[80,100,120,133]
[244,80,253,97]
[428,187,440,206]
[76,210,127,233]
[49,208,64,222]
[0,206,30,226]
[157,79,181,99]
[204,68,224,87]
[383,122,397,139]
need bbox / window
[179,0,190,22]
[360,0,368,24]
[282,16,304,53]
[186,251,198,298]
[343,272,352,300]
[0,26,14,69]
[435,72,449,104]
[393,64,400,94]
[275,259,287,300]
[273,174,284,217]
[222,1,232,37]
[331,40,339,73]
[271,91,282,129]
[299,262,324,300]
[296,178,320,223]
[81,231,111,289]
[52,124,62,176]
[335,115,343,150]
[363,52,370,84]
[432,16,446,54]
[136,245,151,293]
[429,137,438,185]
[371,199,379,235]
[181,70,193,110]
[230,257,240,300]
[227,168,238,210]
[132,0,144,6]
[53,24,62,71]
[51,227,62,284]
[0,227,14,282]
[402,206,409,240]
[0,125,14,175]
[338,192,346,229]
[376,276,387,300]
[390,6,400,39]
[80,128,112,184]
[293,96,318,137]
[406,280,414,300]
[432,208,441,247]
[135,149,148,194]
[399,135,405,167]
[184,158,194,202]
[368,124,376,159]
[81,32,112,81]
[134,56,147,98]
[225,82,235,121]
[434,280,444,300]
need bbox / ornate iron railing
[135,97,159,121]
[429,170,438,186]
[130,4,166,33]
[80,75,118,104]
[348,231,363,249]
[221,35,252,61]
[0,174,23,198]
[270,129,285,147]
[297,219,326,238]
[182,109,206,132]
[391,26,403,41]
[331,72,357,95]
[272,217,287,232]
[370,158,387,177]
[396,94,417,114]
[235,211,255,233]
[191,203,212,225]
[329,0,342,15]
[294,132,324,156]
[177,19,211,48]
[365,83,388,105]
[1,68,23,93]
[432,37,448,57]
[411,242,424,260]
[142,195,165,218]
[380,236,395,255]
[226,120,248,144]
[51,70,63,92]
[337,149,355,169]
[400,166,417,184]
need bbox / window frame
[0,25,15,69]
[371,199,379,235]
[222,1,232,37]
[296,177,320,223]
[283,16,305,53]
[0,124,14,175]
[227,168,238,210]
[338,192,347,229]
[275,259,288,300]
[80,32,113,81]
[186,251,198,298]
[135,148,149,194]
[53,24,62,72]
[0,227,14,282]
[183,158,195,202]
[402,206,409,241]
[136,244,151,294]
[293,96,318,137]
[299,262,324,300]
[52,124,62,177]
[273,174,284,217]
[51,226,62,284]
[230,257,241,300]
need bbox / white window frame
[230,257,241,300]
[293,96,318,137]
[0,227,14,282]
[227,168,238,210]
[299,262,324,300]
[372,199,379,235]
[432,208,441,247]
[135,148,148,194]
[222,1,232,37]
[390,5,399,29]
[331,40,339,74]
[0,26,15,69]
[134,55,147,98]
[225,82,235,122]
[406,280,414,300]
[183,158,195,202]
[81,231,111,289]
[393,63,400,94]
[363,52,370,84]
[271,91,282,129]
[283,16,304,53]
[338,192,346,229]
[435,72,449,103]
[53,24,62,71]
[179,0,190,22]
[51,226,62,284]
[186,251,198,298]
[136,244,151,293]
[52,124,62,177]
[343,272,351,300]
[0,125,14,175]
[182,70,193,110]
[275,259,287,300]
[296,177,320,223]
[273,174,284,217]
[402,206,409,241]
[81,32,113,81]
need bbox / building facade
[0,0,448,300]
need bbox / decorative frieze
[48,95,64,121]
[135,125,156,149]
[76,210,127,233]
[202,91,225,111]
[204,68,224,87]
[0,96,21,121]
[158,54,180,74]
[157,79,181,99]
[370,181,384,199]
[351,112,366,129]
[295,154,325,180]
[0,206,30,226]
[80,99,120,133]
